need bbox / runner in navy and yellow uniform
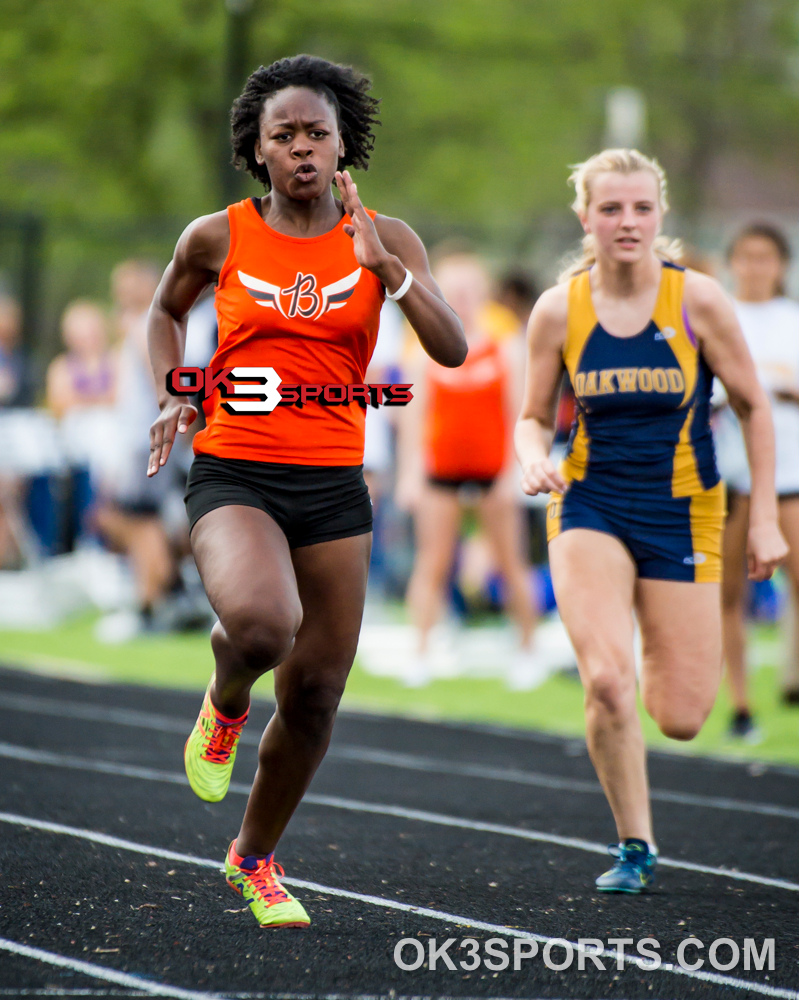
[548,261,725,584]
[145,56,465,929]
[516,149,786,895]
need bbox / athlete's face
[255,87,345,201]
[434,259,490,335]
[730,235,786,303]
[581,171,662,265]
[62,304,107,357]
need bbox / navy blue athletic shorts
[546,479,725,582]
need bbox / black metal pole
[220,0,254,206]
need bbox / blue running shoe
[596,838,657,893]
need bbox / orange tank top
[192,198,385,465]
[425,338,508,480]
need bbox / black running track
[0,664,798,1000]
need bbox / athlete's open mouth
[294,164,318,182]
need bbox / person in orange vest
[398,253,538,687]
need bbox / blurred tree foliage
[1,0,799,306]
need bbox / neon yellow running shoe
[225,840,310,928]
[184,683,247,803]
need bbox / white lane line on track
[330,745,799,822]
[0,811,797,1000]
[0,936,229,1000]
[0,994,589,1000]
[0,994,621,1000]
[0,740,796,893]
[2,690,797,823]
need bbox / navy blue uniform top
[559,262,719,500]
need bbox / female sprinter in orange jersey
[516,149,786,893]
[146,55,466,929]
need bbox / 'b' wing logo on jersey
[236,272,286,316]
[238,268,362,321]
[317,268,362,317]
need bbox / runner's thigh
[549,529,638,694]
[190,504,301,636]
[635,578,722,739]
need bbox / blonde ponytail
[558,148,682,282]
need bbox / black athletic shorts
[428,475,496,493]
[185,453,372,549]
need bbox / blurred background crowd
[3,0,799,751]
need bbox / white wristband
[386,268,413,301]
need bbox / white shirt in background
[363,301,405,474]
[713,297,799,495]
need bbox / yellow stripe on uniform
[655,266,703,497]
[672,404,704,497]
[560,271,598,484]
[560,411,590,483]
[564,271,598,377]
[546,492,563,543]
[689,481,725,582]
[652,267,697,408]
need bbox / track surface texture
[0,664,797,1000]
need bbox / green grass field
[1,613,798,767]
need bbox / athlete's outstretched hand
[335,170,398,279]
[520,457,567,497]
[747,520,788,582]
[148,398,198,477]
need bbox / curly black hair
[230,54,380,190]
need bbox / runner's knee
[650,703,708,741]
[582,659,636,719]
[223,601,302,669]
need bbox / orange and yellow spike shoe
[225,840,310,928]
[184,680,247,803]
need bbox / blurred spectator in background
[169,289,217,538]
[714,223,799,740]
[93,259,177,639]
[364,301,405,498]
[495,270,553,572]
[0,295,31,567]
[0,478,24,570]
[397,254,537,687]
[496,271,539,332]
[46,300,116,548]
[46,300,115,418]
[363,300,406,595]
[0,294,30,407]
[182,291,218,372]
[679,244,717,278]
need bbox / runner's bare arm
[147,211,230,476]
[335,170,466,368]
[684,269,788,580]
[514,285,569,496]
[46,355,77,420]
